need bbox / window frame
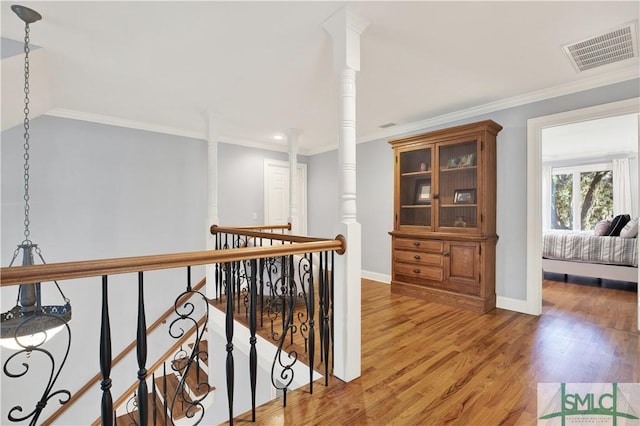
[551,162,612,231]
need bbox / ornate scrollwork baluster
[271,254,298,408]
[296,253,315,393]
[166,267,211,424]
[3,316,71,426]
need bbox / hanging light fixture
[1,5,72,350]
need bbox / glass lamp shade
[0,303,71,350]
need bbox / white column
[322,8,368,382]
[206,112,221,294]
[286,128,301,234]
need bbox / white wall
[1,116,208,423]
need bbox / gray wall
[217,142,307,226]
[308,78,640,300]
[307,149,339,238]
[1,116,208,422]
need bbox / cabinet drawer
[394,251,442,266]
[394,239,443,253]
[394,262,443,281]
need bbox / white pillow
[620,217,638,238]
[593,219,611,236]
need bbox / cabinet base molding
[391,280,496,314]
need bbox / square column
[322,8,369,382]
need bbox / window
[551,164,613,231]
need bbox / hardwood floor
[226,278,639,425]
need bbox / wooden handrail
[1,237,346,287]
[218,223,292,231]
[42,278,207,426]
[210,224,328,243]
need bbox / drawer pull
[413,241,420,247]
[413,268,420,274]
[442,251,450,257]
[414,255,421,260]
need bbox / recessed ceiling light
[273,134,284,140]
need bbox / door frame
[263,159,308,234]
[526,97,639,320]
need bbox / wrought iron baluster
[319,253,326,363]
[321,252,331,385]
[330,251,335,374]
[307,253,315,394]
[259,258,265,328]
[225,263,235,425]
[151,372,157,426]
[100,275,113,426]
[287,255,296,347]
[162,363,168,426]
[136,271,148,426]
[235,260,242,314]
[271,254,298,408]
[249,259,258,421]
[124,392,138,425]
[166,267,210,424]
[215,233,221,302]
[280,256,288,343]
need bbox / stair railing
[0,229,345,426]
[42,278,207,426]
[210,226,345,423]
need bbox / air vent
[379,122,397,129]
[563,21,638,72]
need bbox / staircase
[115,341,214,426]
[11,224,343,426]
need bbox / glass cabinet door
[398,147,432,228]
[437,140,478,231]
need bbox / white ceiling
[1,1,639,154]
[542,113,638,163]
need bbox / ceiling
[1,1,639,155]
[542,113,638,163]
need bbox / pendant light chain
[21,23,32,245]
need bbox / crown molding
[305,143,339,157]
[45,108,320,155]
[45,66,638,156]
[358,65,640,144]
[219,135,289,154]
[45,108,206,140]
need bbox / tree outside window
[551,166,612,231]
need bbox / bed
[542,229,638,283]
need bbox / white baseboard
[496,296,529,314]
[362,272,534,314]
[362,270,390,284]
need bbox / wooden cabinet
[389,120,502,313]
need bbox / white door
[264,159,307,234]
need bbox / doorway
[264,159,307,235]
[526,97,639,329]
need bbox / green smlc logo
[540,383,639,425]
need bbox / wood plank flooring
[224,278,638,425]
